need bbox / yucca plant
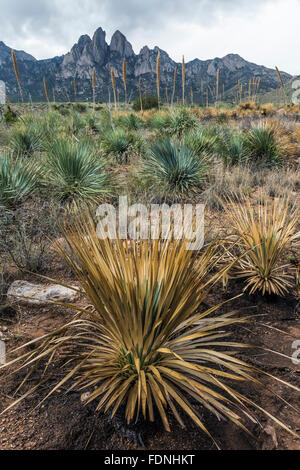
[217,130,249,165]
[184,128,218,158]
[142,139,209,195]
[10,128,42,158]
[0,153,39,206]
[101,129,136,163]
[45,140,111,203]
[167,108,196,140]
[1,218,299,445]
[223,197,300,295]
[244,124,282,167]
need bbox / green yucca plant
[10,128,42,158]
[142,139,209,195]
[45,140,111,203]
[223,197,300,295]
[217,130,249,165]
[184,128,218,158]
[101,129,135,163]
[167,108,196,140]
[1,218,299,446]
[244,123,282,167]
[0,154,39,206]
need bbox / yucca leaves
[0,153,39,206]
[223,197,300,295]
[45,139,111,203]
[1,217,299,443]
[142,139,209,195]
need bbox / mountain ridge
[0,27,292,103]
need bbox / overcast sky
[0,0,299,74]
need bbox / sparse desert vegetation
[0,99,300,451]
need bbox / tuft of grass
[244,123,283,167]
[10,128,42,158]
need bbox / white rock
[0,331,6,365]
[7,280,78,306]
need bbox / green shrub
[132,94,159,111]
[244,125,281,167]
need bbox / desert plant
[217,130,249,165]
[46,140,111,203]
[167,108,196,140]
[0,154,39,206]
[101,129,139,163]
[132,94,159,112]
[142,139,209,195]
[223,197,300,295]
[10,128,42,158]
[244,124,282,167]
[1,219,299,444]
[184,128,218,158]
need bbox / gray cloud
[0,0,298,74]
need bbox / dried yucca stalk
[110,66,117,110]
[139,77,143,112]
[276,66,287,105]
[156,51,161,108]
[182,55,185,104]
[190,87,193,106]
[92,67,96,109]
[73,78,77,100]
[43,77,50,109]
[248,79,252,100]
[122,57,127,104]
[11,49,23,102]
[238,81,243,103]
[52,88,56,103]
[216,69,220,104]
[171,66,177,107]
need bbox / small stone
[80,392,91,403]
[7,280,78,306]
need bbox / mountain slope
[0,27,291,103]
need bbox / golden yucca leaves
[223,197,300,295]
[111,66,117,110]
[2,214,299,445]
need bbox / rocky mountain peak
[92,27,108,64]
[110,30,134,58]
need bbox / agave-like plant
[167,108,196,140]
[244,123,282,167]
[10,128,42,158]
[45,139,111,204]
[217,129,249,165]
[184,127,218,158]
[1,217,299,445]
[101,129,139,164]
[0,153,39,206]
[142,139,209,195]
[223,197,300,295]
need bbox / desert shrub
[117,113,144,131]
[101,129,143,163]
[3,107,18,124]
[73,103,87,113]
[167,108,197,140]
[132,94,159,111]
[45,140,111,204]
[217,129,249,165]
[0,154,40,207]
[244,124,282,167]
[10,128,42,158]
[223,197,300,295]
[0,203,57,273]
[141,139,209,195]
[184,127,218,158]
[2,220,299,442]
